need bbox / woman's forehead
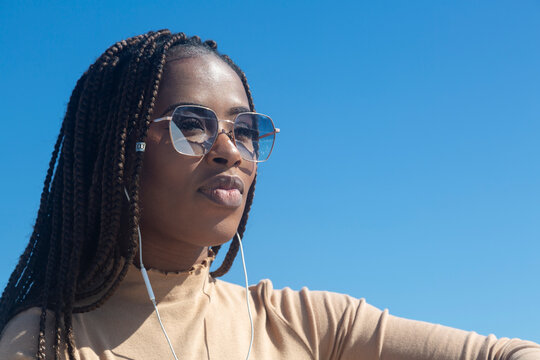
[154,55,249,117]
[163,55,238,84]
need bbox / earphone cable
[138,224,180,360]
[237,233,254,360]
[125,187,180,360]
[151,297,179,360]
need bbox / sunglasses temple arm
[257,128,280,140]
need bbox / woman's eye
[177,117,205,132]
[235,126,258,142]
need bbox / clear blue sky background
[1,0,539,343]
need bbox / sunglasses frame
[152,105,280,163]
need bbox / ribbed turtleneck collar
[113,253,216,305]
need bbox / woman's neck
[134,237,210,272]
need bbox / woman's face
[139,54,256,250]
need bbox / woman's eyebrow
[161,103,252,117]
[227,106,251,116]
[160,102,202,116]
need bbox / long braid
[80,39,134,288]
[74,30,174,313]
[57,59,81,358]
[79,32,161,291]
[64,55,113,358]
[1,30,259,359]
[37,73,88,360]
[39,158,64,360]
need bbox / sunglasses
[152,105,279,163]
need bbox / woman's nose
[205,130,242,167]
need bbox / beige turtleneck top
[1,256,539,359]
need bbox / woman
[0,29,539,360]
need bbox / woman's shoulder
[216,277,372,310]
[0,307,44,359]
[214,278,389,358]
[214,278,384,333]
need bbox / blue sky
[1,0,539,343]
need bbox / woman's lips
[198,175,244,208]
[199,188,243,207]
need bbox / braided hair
[0,29,256,360]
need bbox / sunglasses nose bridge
[216,119,236,142]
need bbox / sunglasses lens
[167,106,277,162]
[235,113,276,162]
[170,106,218,156]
